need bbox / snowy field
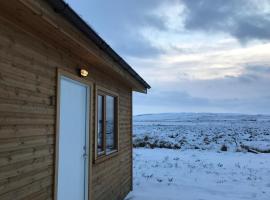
[133,113,270,152]
[125,149,270,200]
[126,113,270,200]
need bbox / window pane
[97,95,104,154]
[106,95,116,153]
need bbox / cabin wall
[0,7,132,200]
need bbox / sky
[65,0,270,115]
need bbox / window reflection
[97,95,104,154]
[106,95,116,153]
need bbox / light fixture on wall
[80,69,89,77]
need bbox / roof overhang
[0,0,150,93]
[46,0,151,92]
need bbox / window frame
[94,86,119,163]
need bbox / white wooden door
[57,76,89,200]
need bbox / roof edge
[46,0,151,90]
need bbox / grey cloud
[136,90,210,107]
[134,89,270,115]
[225,71,260,84]
[246,65,270,74]
[181,0,270,43]
[66,0,270,55]
[214,96,270,114]
[134,63,270,115]
[234,15,270,42]
[236,74,259,84]
[231,65,270,83]
[115,34,164,57]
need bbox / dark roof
[46,0,151,90]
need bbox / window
[96,89,118,159]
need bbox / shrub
[221,144,228,151]
[144,135,149,141]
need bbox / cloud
[234,64,270,83]
[181,0,270,43]
[137,90,210,107]
[130,42,270,84]
[134,89,270,115]
[133,59,270,115]
[246,65,270,74]
[66,0,270,55]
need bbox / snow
[125,113,270,200]
[126,149,270,200]
[133,113,270,152]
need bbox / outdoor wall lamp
[80,69,89,77]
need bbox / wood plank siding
[0,1,135,200]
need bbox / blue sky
[65,0,270,115]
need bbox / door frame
[54,69,93,200]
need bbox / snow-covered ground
[133,113,270,152]
[126,148,270,200]
[126,113,270,200]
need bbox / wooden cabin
[0,1,150,200]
